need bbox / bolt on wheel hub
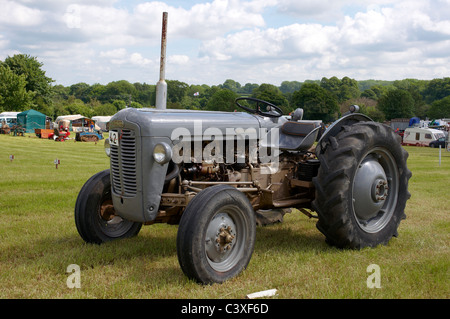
[372,179,389,201]
[205,212,237,263]
[215,226,235,252]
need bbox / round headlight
[104,138,111,157]
[153,142,172,164]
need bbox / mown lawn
[0,133,448,299]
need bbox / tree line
[1,54,449,123]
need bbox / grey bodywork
[109,108,269,222]
[107,107,366,223]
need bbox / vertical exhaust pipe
[156,12,168,109]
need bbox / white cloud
[169,55,190,65]
[100,48,127,59]
[100,49,154,67]
[277,0,346,20]
[200,23,339,61]
[130,0,268,40]
[0,35,9,49]
[2,0,450,86]
[0,0,44,26]
[130,53,153,66]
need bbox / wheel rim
[352,147,399,233]
[205,205,246,272]
[97,198,135,238]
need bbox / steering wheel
[235,97,283,118]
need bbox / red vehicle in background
[48,126,70,141]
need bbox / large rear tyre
[75,169,142,244]
[177,185,256,284]
[312,122,411,249]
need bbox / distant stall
[55,115,95,132]
[91,116,111,131]
[17,109,50,133]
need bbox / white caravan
[402,127,445,146]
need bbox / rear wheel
[75,169,142,244]
[312,122,411,248]
[177,185,256,284]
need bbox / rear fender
[315,113,373,156]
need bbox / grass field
[0,133,448,299]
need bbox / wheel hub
[100,200,115,220]
[100,199,123,225]
[205,213,237,263]
[353,156,388,221]
[216,226,235,252]
[372,179,389,201]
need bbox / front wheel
[312,122,412,249]
[75,169,142,244]
[177,185,256,284]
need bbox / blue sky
[1,0,449,87]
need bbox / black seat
[260,121,321,151]
[281,121,317,137]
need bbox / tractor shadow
[254,215,333,254]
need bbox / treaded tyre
[177,185,256,284]
[75,169,142,244]
[312,122,412,249]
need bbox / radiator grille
[110,129,137,196]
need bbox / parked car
[429,137,447,148]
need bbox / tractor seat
[260,121,321,151]
[281,121,317,137]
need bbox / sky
[1,0,450,87]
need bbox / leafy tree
[422,78,450,104]
[291,83,339,122]
[357,80,393,91]
[252,84,290,114]
[88,83,107,102]
[112,100,126,111]
[378,89,415,120]
[63,96,93,118]
[279,81,302,94]
[133,82,155,107]
[2,54,54,106]
[69,82,91,102]
[340,76,360,101]
[320,76,341,98]
[129,101,143,108]
[362,85,392,101]
[93,103,117,116]
[240,83,259,95]
[341,98,385,122]
[0,64,34,112]
[103,80,136,104]
[320,76,360,103]
[221,79,241,92]
[392,79,429,118]
[205,89,238,112]
[428,96,450,118]
[361,88,377,100]
[167,80,189,104]
[52,85,70,100]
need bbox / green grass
[0,134,448,299]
